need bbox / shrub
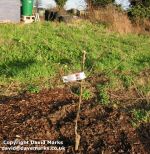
[128,4,150,19]
[130,0,150,7]
[128,4,150,33]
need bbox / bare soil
[0,87,150,154]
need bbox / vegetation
[86,0,115,8]
[128,4,150,19]
[92,0,115,6]
[0,2,149,152]
[0,11,149,149]
[82,89,93,100]
[130,0,150,7]
[128,0,150,19]
[0,22,149,130]
[131,109,150,127]
[97,84,110,105]
[27,84,40,93]
[55,0,67,8]
[0,21,149,94]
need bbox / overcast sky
[37,0,130,10]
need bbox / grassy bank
[0,21,150,95]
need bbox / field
[0,21,150,153]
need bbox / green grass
[0,21,150,93]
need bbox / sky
[37,0,130,10]
[65,0,87,10]
[115,0,130,9]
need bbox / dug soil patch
[0,88,149,154]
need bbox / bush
[130,0,150,7]
[128,4,150,19]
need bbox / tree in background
[55,0,67,8]
[128,0,150,19]
[130,0,150,7]
[92,0,115,6]
[86,0,115,8]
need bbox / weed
[97,84,110,105]
[119,74,133,89]
[131,109,150,126]
[82,89,92,100]
[71,86,92,100]
[27,85,40,94]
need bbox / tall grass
[86,5,150,34]
[87,5,133,34]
